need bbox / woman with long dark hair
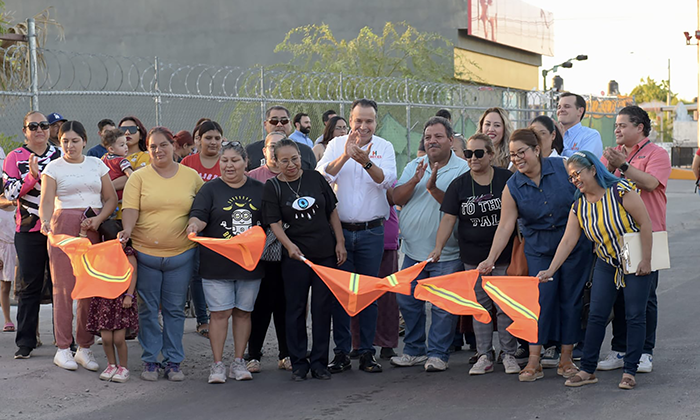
[312,116,348,162]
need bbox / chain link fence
[0,42,627,173]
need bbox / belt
[341,218,384,232]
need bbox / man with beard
[290,113,313,148]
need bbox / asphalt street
[1,179,699,420]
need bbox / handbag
[260,177,286,262]
[506,224,528,276]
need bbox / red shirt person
[181,120,223,181]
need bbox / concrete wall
[15,0,469,69]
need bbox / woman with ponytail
[536,150,653,390]
[477,128,593,383]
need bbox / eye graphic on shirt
[291,196,318,220]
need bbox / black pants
[15,231,50,349]
[248,261,288,360]
[282,255,334,373]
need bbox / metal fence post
[405,77,411,159]
[459,84,465,135]
[339,73,345,117]
[260,67,267,139]
[27,18,39,111]
[154,56,161,126]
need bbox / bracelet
[124,293,135,299]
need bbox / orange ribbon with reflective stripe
[188,226,265,271]
[373,260,428,295]
[414,270,491,324]
[49,234,132,300]
[483,276,540,343]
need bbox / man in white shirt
[317,99,397,374]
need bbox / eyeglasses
[24,122,50,131]
[508,147,531,160]
[277,156,300,166]
[267,118,290,126]
[465,149,486,159]
[334,125,348,132]
[120,126,139,135]
[568,168,584,183]
[222,141,241,147]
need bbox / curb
[670,168,695,180]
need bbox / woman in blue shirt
[477,128,593,382]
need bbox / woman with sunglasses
[313,116,348,162]
[120,127,204,382]
[119,116,149,171]
[477,128,593,382]
[536,151,652,390]
[428,133,520,375]
[3,111,62,359]
[39,120,118,371]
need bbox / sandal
[565,372,598,387]
[557,361,580,378]
[3,322,15,332]
[196,323,209,339]
[518,364,544,382]
[618,375,636,390]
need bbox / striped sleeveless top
[572,180,640,287]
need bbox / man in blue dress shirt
[289,113,314,148]
[557,92,603,158]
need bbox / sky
[527,0,699,100]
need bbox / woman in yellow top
[119,116,150,171]
[536,150,653,391]
[120,127,203,382]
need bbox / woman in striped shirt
[537,150,653,390]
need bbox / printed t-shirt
[262,170,337,259]
[127,151,150,171]
[102,153,132,200]
[441,166,514,265]
[181,153,221,181]
[42,156,109,210]
[190,177,264,280]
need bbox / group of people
[2,91,671,391]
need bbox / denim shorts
[201,278,261,312]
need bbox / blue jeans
[611,271,658,355]
[580,258,653,375]
[190,247,209,325]
[332,225,384,355]
[396,257,462,362]
[137,248,196,365]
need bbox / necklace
[282,174,303,198]
[471,166,493,202]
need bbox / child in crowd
[0,193,16,332]
[101,128,133,209]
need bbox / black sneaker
[359,353,382,373]
[291,369,308,381]
[311,368,332,380]
[380,347,397,360]
[14,347,32,359]
[514,346,529,366]
[328,354,351,374]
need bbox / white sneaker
[74,347,99,371]
[54,348,78,371]
[99,364,118,381]
[246,359,262,373]
[597,351,625,371]
[390,354,428,367]
[469,354,494,375]
[96,336,103,345]
[637,353,653,373]
[208,361,227,384]
[502,354,520,374]
[424,357,448,372]
[111,366,130,383]
[229,358,253,381]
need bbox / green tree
[273,22,476,83]
[630,77,679,142]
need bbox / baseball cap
[47,113,67,125]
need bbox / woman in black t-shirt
[428,134,520,375]
[261,139,346,381]
[187,142,264,383]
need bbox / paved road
[2,180,699,420]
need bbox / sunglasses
[267,118,290,126]
[120,126,139,135]
[24,122,50,131]
[464,149,486,159]
[222,141,241,147]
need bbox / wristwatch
[363,161,373,170]
[619,162,630,173]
